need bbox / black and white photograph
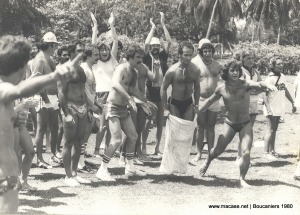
[0,0,300,214]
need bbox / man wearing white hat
[190,38,223,165]
[32,32,61,169]
[143,13,172,157]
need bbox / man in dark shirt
[142,13,171,157]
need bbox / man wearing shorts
[190,39,222,165]
[143,13,171,156]
[96,45,148,181]
[32,32,61,169]
[0,35,79,213]
[58,41,91,187]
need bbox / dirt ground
[18,75,300,215]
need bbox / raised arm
[159,12,171,53]
[0,54,82,105]
[198,86,222,112]
[145,18,156,55]
[160,70,173,109]
[91,12,98,45]
[109,13,118,59]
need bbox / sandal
[37,162,53,169]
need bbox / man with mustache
[96,45,149,181]
[142,12,172,158]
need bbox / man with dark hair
[161,41,200,121]
[0,35,80,213]
[32,32,61,169]
[236,49,262,165]
[198,59,277,188]
[143,12,172,157]
[58,41,91,186]
[57,46,69,65]
[189,39,223,166]
[110,40,126,64]
[91,12,119,157]
[95,44,149,181]
[77,44,102,172]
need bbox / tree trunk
[277,26,281,45]
[251,19,255,43]
[206,0,218,39]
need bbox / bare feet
[189,153,202,166]
[199,161,210,176]
[240,178,252,188]
[142,148,147,155]
[93,149,101,158]
[37,160,53,169]
[21,182,38,191]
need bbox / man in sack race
[159,41,200,174]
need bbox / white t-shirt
[294,72,300,108]
[92,56,118,92]
[81,62,96,104]
[241,67,260,102]
[263,73,287,116]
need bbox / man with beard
[96,45,148,181]
[58,41,91,186]
[189,39,223,166]
[142,12,172,157]
[32,32,61,169]
[161,41,200,121]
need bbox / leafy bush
[234,42,300,75]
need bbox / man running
[58,41,91,187]
[198,59,277,187]
[143,13,172,156]
[96,44,149,181]
[32,32,61,169]
[190,39,223,165]
[161,41,200,121]
[0,35,79,213]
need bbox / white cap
[42,32,61,44]
[198,38,211,49]
[150,37,160,45]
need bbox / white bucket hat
[42,32,61,44]
[198,38,211,49]
[150,37,160,45]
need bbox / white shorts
[249,101,258,115]
[199,97,220,112]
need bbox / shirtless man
[32,32,61,168]
[77,44,102,172]
[0,35,79,213]
[198,59,277,187]
[58,41,91,187]
[56,46,70,159]
[120,63,159,165]
[96,44,149,181]
[143,13,172,156]
[190,39,223,165]
[161,41,200,121]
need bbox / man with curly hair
[198,59,277,188]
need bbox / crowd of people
[1,12,300,213]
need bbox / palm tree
[178,0,243,39]
[246,0,299,45]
